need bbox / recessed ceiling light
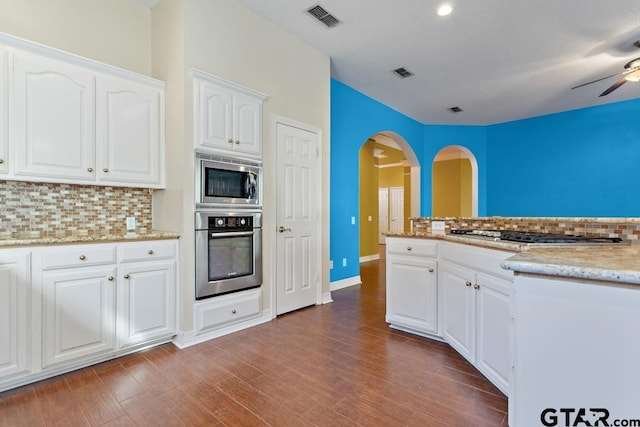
[437,4,453,16]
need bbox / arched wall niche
[432,145,478,217]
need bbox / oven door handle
[209,231,255,238]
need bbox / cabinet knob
[0,158,4,164]
[148,249,154,255]
[428,267,434,273]
[107,276,114,281]
[406,246,412,251]
[474,284,480,290]
[465,281,472,287]
[102,168,109,173]
[228,138,234,144]
[87,167,93,172]
[231,309,237,314]
[124,274,130,279]
[79,255,86,260]
[235,140,240,145]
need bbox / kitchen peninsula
[385,216,640,427]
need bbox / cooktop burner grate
[450,229,623,244]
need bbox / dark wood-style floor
[0,250,508,426]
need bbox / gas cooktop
[449,229,623,244]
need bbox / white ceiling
[237,0,640,125]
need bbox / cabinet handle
[124,274,130,279]
[235,140,240,145]
[107,276,114,281]
[0,158,5,164]
[148,249,154,255]
[87,167,93,172]
[428,267,434,273]
[465,281,472,287]
[406,246,412,251]
[102,168,109,173]
[474,284,480,290]
[231,309,237,314]
[79,255,86,261]
[228,138,234,144]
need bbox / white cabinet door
[0,46,7,175]
[96,77,163,187]
[42,266,116,367]
[232,93,262,157]
[197,80,233,151]
[441,261,476,362]
[0,250,30,381]
[13,51,95,181]
[475,272,511,394]
[117,260,175,348]
[386,255,438,334]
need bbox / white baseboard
[330,275,362,292]
[321,291,333,304]
[172,309,272,349]
[360,254,380,263]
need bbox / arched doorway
[432,145,478,217]
[359,132,420,262]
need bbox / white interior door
[378,188,389,244]
[276,122,320,315]
[390,186,404,233]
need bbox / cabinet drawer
[118,240,176,263]
[40,245,117,270]
[387,238,437,257]
[195,289,261,333]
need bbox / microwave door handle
[246,173,256,198]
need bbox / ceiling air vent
[393,67,413,78]
[448,106,463,113]
[306,4,342,28]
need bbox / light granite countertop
[0,231,180,248]
[386,232,639,285]
[501,245,640,285]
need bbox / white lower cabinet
[41,266,117,367]
[0,249,31,382]
[386,238,438,335]
[195,288,261,334]
[118,260,175,348]
[440,243,512,395]
[0,239,178,392]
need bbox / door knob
[278,226,292,233]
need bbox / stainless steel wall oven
[196,153,262,209]
[195,211,262,299]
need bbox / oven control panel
[208,216,253,231]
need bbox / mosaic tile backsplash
[0,181,153,239]
[412,217,640,242]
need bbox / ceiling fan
[572,55,640,97]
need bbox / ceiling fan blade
[571,71,627,90]
[599,78,628,97]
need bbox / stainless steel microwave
[196,153,262,208]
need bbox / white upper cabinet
[96,76,164,186]
[0,47,7,175]
[12,51,95,181]
[193,69,267,159]
[0,33,165,188]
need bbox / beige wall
[432,159,472,217]
[359,141,379,258]
[152,0,331,333]
[0,0,152,75]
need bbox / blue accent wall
[330,80,423,282]
[486,98,640,216]
[330,78,640,283]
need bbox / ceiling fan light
[624,70,640,82]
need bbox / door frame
[269,115,323,318]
